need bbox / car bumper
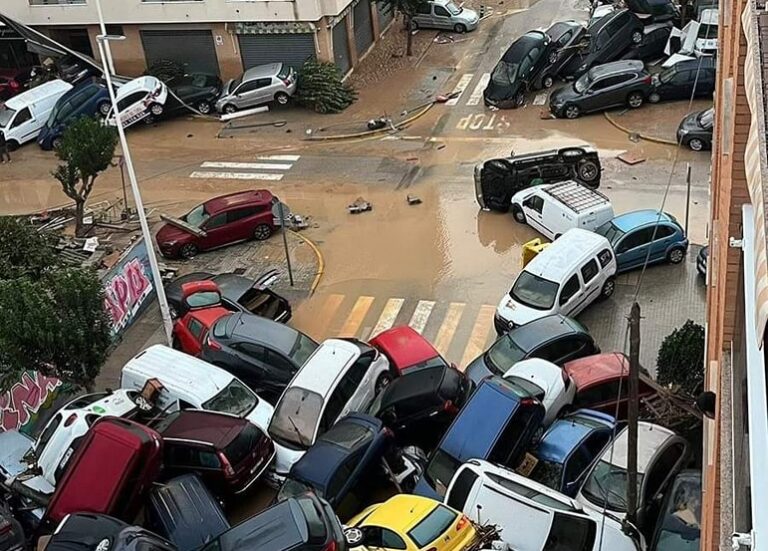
[550,103,566,117]
[464,19,479,31]
[494,312,517,335]
[234,449,276,495]
[696,254,707,276]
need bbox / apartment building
[0,0,396,78]
[701,0,768,547]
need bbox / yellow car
[345,495,477,551]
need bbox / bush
[656,320,705,397]
[296,60,357,114]
[145,59,184,83]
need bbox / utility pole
[626,302,641,527]
[684,163,692,237]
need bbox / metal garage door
[140,30,219,75]
[353,1,374,57]
[237,34,316,71]
[378,4,395,31]
[333,18,351,75]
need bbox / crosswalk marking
[257,154,301,161]
[368,298,405,339]
[191,155,299,181]
[338,296,375,337]
[446,73,475,106]
[190,171,283,181]
[467,73,490,106]
[409,300,436,334]
[201,161,293,170]
[433,303,466,355]
[460,305,496,370]
[319,293,345,328]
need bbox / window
[597,248,613,267]
[240,342,268,362]
[204,213,228,230]
[524,195,544,213]
[266,350,294,373]
[407,505,457,547]
[653,225,676,239]
[563,446,593,488]
[202,379,257,418]
[580,260,599,283]
[289,334,318,366]
[235,80,261,94]
[485,336,527,376]
[106,25,124,35]
[327,455,356,498]
[543,512,595,551]
[446,468,479,511]
[617,228,654,253]
[36,413,62,454]
[116,91,146,112]
[323,420,371,450]
[486,473,575,510]
[11,107,31,128]
[559,275,580,305]
[360,527,408,550]
[489,415,529,466]
[416,2,431,14]
[511,271,560,310]
[558,30,573,46]
[167,445,221,469]
[187,317,205,341]
[425,449,461,495]
[185,204,209,227]
[537,337,584,363]
[227,207,258,223]
[224,424,261,465]
[434,5,451,16]
[575,380,625,407]
[645,443,685,499]
[336,352,373,402]
[28,0,86,5]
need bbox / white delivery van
[120,344,274,432]
[496,228,617,328]
[510,180,614,241]
[106,75,168,129]
[0,79,73,148]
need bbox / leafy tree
[0,217,59,280]
[52,117,119,237]
[145,59,185,83]
[377,0,429,56]
[656,320,705,397]
[297,60,358,113]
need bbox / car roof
[589,8,632,31]
[523,228,610,282]
[227,312,299,353]
[114,75,161,100]
[360,494,440,532]
[601,422,677,472]
[699,8,718,24]
[60,389,138,417]
[610,209,675,231]
[219,498,308,551]
[377,364,449,409]
[564,353,629,389]
[369,326,440,369]
[588,60,645,79]
[502,31,548,62]
[535,410,614,462]
[5,79,72,110]
[667,57,716,71]
[204,189,274,215]
[289,339,361,394]
[243,63,282,80]
[158,410,248,448]
[509,314,586,351]
[190,306,231,329]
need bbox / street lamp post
[93,0,174,345]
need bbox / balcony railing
[29,0,86,5]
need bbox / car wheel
[631,30,643,44]
[150,102,164,117]
[548,51,559,64]
[600,277,616,299]
[542,75,554,89]
[97,101,111,117]
[6,140,18,152]
[688,138,705,151]
[274,92,290,106]
[512,205,526,224]
[252,223,273,241]
[179,243,199,259]
[627,92,644,109]
[512,91,526,108]
[52,137,63,150]
[577,159,600,184]
[344,528,365,547]
[667,247,685,264]
[196,101,212,115]
[223,103,237,115]
[375,373,392,394]
[564,104,580,119]
[454,23,467,33]
[648,92,661,104]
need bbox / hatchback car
[595,209,689,272]
[157,190,278,259]
[503,358,575,427]
[650,470,701,551]
[528,409,618,496]
[345,495,476,551]
[155,410,275,497]
[268,339,391,483]
[106,75,167,128]
[677,108,713,151]
[550,60,652,119]
[577,422,689,529]
[620,22,674,61]
[277,414,394,521]
[411,0,479,33]
[474,146,601,212]
[537,21,588,89]
[165,73,222,116]
[216,63,297,114]
[484,31,551,108]
[467,314,599,384]
[649,57,715,104]
[48,514,175,551]
[367,363,473,450]
[37,78,111,150]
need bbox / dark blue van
[38,78,110,150]
[412,376,544,499]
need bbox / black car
[648,58,716,104]
[650,470,701,551]
[560,9,644,79]
[166,73,222,116]
[367,364,474,450]
[484,31,551,108]
[47,514,175,551]
[466,314,599,384]
[474,146,601,212]
[677,108,713,151]
[201,312,318,403]
[537,21,588,89]
[550,60,653,119]
[620,22,674,61]
[625,0,680,23]
[166,269,291,323]
[696,245,709,277]
[199,493,346,551]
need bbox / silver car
[411,0,479,33]
[215,63,297,114]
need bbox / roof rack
[543,180,611,213]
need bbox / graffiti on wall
[0,372,63,433]
[102,237,156,338]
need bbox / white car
[693,8,718,55]
[267,338,391,484]
[503,358,575,427]
[106,75,168,128]
[445,459,645,551]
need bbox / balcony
[28,0,86,5]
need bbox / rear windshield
[290,333,318,366]
[277,64,291,80]
[529,459,564,490]
[697,23,717,38]
[425,449,461,496]
[269,388,324,449]
[505,376,543,400]
[322,421,371,450]
[224,423,261,465]
[485,336,526,376]
[296,497,327,543]
[595,221,624,246]
[202,379,257,418]
[510,271,559,310]
[407,505,457,547]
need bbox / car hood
[496,293,548,327]
[0,430,33,479]
[456,7,479,22]
[679,111,705,132]
[156,222,194,244]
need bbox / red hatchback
[156,190,278,259]
[0,68,32,101]
[172,280,231,356]
[370,326,452,375]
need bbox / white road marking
[190,171,284,181]
[409,300,436,334]
[256,154,301,161]
[201,161,293,170]
[446,73,475,106]
[368,298,405,338]
[466,73,490,106]
[460,305,496,369]
[339,296,375,337]
[532,92,548,106]
[434,303,466,355]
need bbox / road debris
[348,197,373,214]
[617,151,647,165]
[407,195,422,205]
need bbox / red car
[564,353,656,419]
[156,189,278,259]
[171,280,231,356]
[0,68,32,101]
[370,326,453,375]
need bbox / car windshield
[289,333,318,366]
[581,459,643,511]
[544,512,595,551]
[184,204,210,227]
[506,376,544,400]
[655,477,701,551]
[697,23,718,39]
[445,0,462,14]
[491,61,519,86]
[595,221,624,245]
[698,108,714,129]
[574,72,591,93]
[0,106,16,127]
[224,423,261,465]
[425,449,461,496]
[230,76,243,93]
[408,505,457,547]
[529,458,565,490]
[510,271,559,310]
[485,335,527,376]
[268,387,324,449]
[202,379,257,418]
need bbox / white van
[511,180,614,241]
[496,228,617,328]
[0,79,73,148]
[120,344,274,432]
[106,75,167,129]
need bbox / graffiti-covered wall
[0,371,67,435]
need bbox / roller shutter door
[237,34,316,71]
[378,4,395,31]
[140,30,219,75]
[333,18,351,74]
[353,1,374,57]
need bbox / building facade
[0,0,396,78]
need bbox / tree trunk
[406,15,414,56]
[74,200,85,237]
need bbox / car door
[198,212,232,250]
[615,227,655,270]
[165,443,223,494]
[230,342,271,391]
[521,194,547,235]
[538,335,590,365]
[572,258,603,315]
[557,274,582,317]
[608,12,633,59]
[10,106,37,144]
[178,316,207,356]
[232,79,262,109]
[225,207,258,242]
[666,69,693,101]
[413,2,432,27]
[638,442,687,527]
[342,352,376,413]
[524,47,542,85]
[432,4,453,28]
[648,223,678,262]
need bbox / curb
[603,112,679,147]
[288,229,325,295]
[304,102,434,141]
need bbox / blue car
[413,376,544,500]
[595,209,688,273]
[38,77,111,150]
[275,413,393,521]
[528,409,618,497]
